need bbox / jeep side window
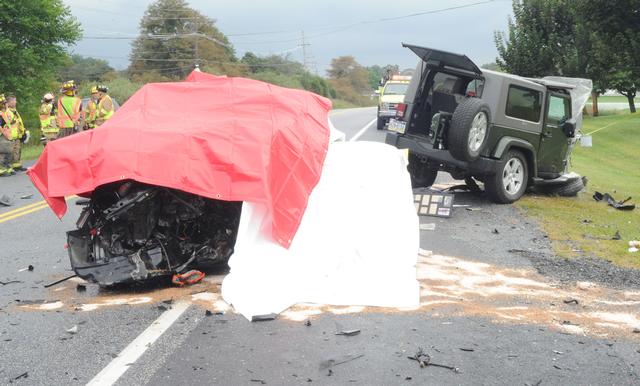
[505,85,542,123]
[465,79,485,97]
[547,95,571,124]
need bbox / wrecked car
[28,70,335,286]
[67,181,242,285]
[386,44,592,203]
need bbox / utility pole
[194,17,199,68]
[301,30,309,71]
[300,30,318,75]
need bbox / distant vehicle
[376,75,411,130]
[386,44,591,203]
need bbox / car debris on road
[0,194,13,206]
[593,191,635,211]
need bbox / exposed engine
[67,181,242,286]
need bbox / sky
[64,0,514,75]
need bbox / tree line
[495,0,639,113]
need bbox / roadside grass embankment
[518,113,640,269]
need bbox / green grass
[517,113,640,268]
[588,95,639,104]
[22,144,44,161]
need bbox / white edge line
[349,118,377,142]
[86,301,191,386]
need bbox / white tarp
[221,141,420,320]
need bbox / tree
[327,56,371,93]
[241,52,304,75]
[575,0,640,113]
[366,64,400,89]
[128,0,239,79]
[59,54,115,83]
[0,0,80,127]
[494,0,580,77]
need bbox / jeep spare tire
[448,98,491,162]
[485,149,528,204]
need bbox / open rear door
[403,43,481,74]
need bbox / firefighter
[40,93,58,145]
[85,86,99,130]
[95,85,114,127]
[5,95,29,171]
[0,94,15,176]
[56,80,82,137]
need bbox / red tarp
[28,71,332,248]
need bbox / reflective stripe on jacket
[86,100,98,127]
[0,110,20,140]
[96,95,114,124]
[56,96,82,128]
[40,103,58,134]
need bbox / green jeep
[386,44,592,203]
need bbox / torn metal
[67,181,242,286]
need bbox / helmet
[90,86,98,94]
[43,93,54,102]
[61,80,76,96]
[97,85,108,93]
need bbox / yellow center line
[0,195,79,224]
[0,203,50,224]
[0,200,47,220]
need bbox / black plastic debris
[336,329,361,337]
[593,191,635,211]
[205,310,213,316]
[157,304,169,311]
[319,353,364,371]
[563,298,579,305]
[0,280,22,286]
[251,313,277,322]
[250,379,266,384]
[11,372,28,382]
[305,319,312,327]
[0,194,13,206]
[76,284,87,292]
[27,265,34,272]
[407,348,459,372]
[612,231,622,240]
[44,274,78,288]
[492,228,500,234]
[459,348,475,352]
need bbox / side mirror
[562,118,576,138]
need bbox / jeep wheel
[485,150,528,203]
[448,98,491,162]
[533,175,587,197]
[377,117,386,130]
[408,152,438,188]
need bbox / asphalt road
[1,106,639,385]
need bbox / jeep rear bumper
[386,132,499,175]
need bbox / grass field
[588,95,639,104]
[517,113,640,268]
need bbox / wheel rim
[468,112,488,153]
[502,157,524,195]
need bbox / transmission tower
[300,31,318,75]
